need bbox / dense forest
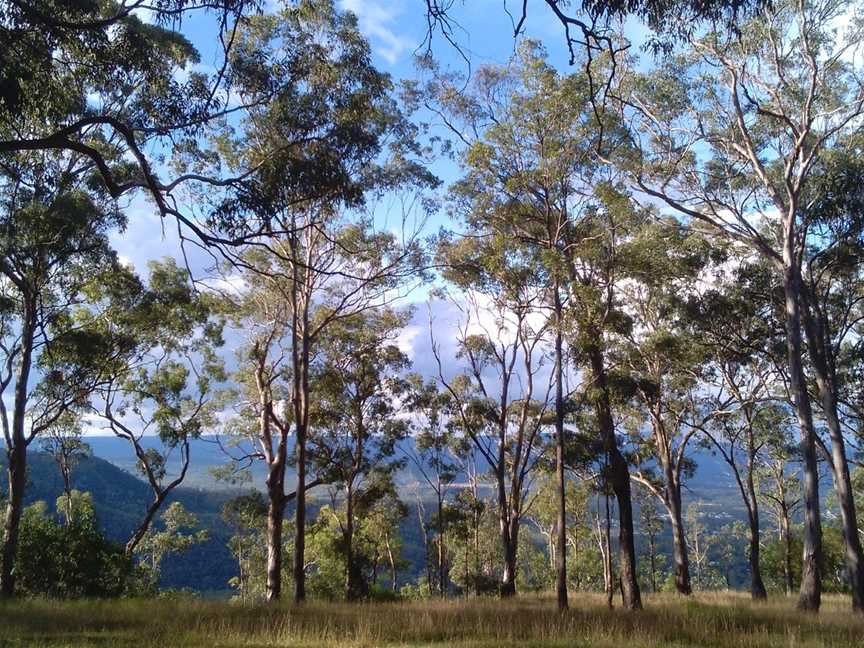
[2,0,864,631]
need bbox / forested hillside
[2,440,824,594]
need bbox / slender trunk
[1,299,35,598]
[800,293,864,612]
[125,492,168,556]
[1,443,26,598]
[604,493,614,609]
[267,480,285,601]
[744,423,768,600]
[495,407,517,597]
[589,345,642,610]
[553,286,568,610]
[291,232,312,605]
[386,536,397,592]
[417,498,432,587]
[782,262,822,611]
[371,551,379,585]
[665,476,692,595]
[437,490,446,597]
[648,536,657,593]
[781,504,794,596]
[744,468,767,599]
[60,464,73,525]
[345,483,360,600]
[748,514,767,600]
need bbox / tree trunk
[745,429,768,601]
[780,506,794,596]
[589,345,642,610]
[500,517,518,597]
[386,536,397,592]
[1,301,35,599]
[799,293,864,613]
[345,484,360,600]
[744,470,767,600]
[748,515,767,600]
[60,463,73,525]
[291,249,311,605]
[665,478,692,595]
[553,288,569,611]
[782,261,822,612]
[266,480,285,602]
[648,537,657,593]
[417,498,432,587]
[604,493,614,609]
[437,491,446,597]
[125,493,168,556]
[1,443,26,598]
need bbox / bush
[367,584,401,602]
[14,493,141,598]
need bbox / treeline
[1,0,864,617]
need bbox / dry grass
[1,591,862,647]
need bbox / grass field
[2,592,862,647]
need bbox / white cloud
[396,324,422,359]
[339,0,412,65]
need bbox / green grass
[1,592,862,647]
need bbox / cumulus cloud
[339,0,413,65]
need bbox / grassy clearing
[1,592,862,647]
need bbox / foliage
[14,494,139,598]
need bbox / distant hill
[1,437,801,593]
[80,435,752,509]
[3,451,239,592]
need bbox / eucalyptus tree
[221,492,270,600]
[795,136,864,609]
[308,309,411,600]
[404,378,460,597]
[636,487,665,593]
[428,41,647,608]
[622,0,864,610]
[222,212,426,602]
[362,492,408,593]
[215,0,433,603]
[432,265,551,597]
[0,152,125,597]
[686,258,791,599]
[616,219,720,595]
[759,442,803,596]
[39,413,90,525]
[0,0,274,247]
[137,502,209,587]
[83,258,225,556]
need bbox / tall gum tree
[796,136,864,611]
[432,277,551,598]
[308,309,412,600]
[425,42,642,609]
[617,219,721,596]
[619,0,864,611]
[687,257,792,600]
[214,0,435,603]
[0,152,125,597]
[83,258,225,556]
[221,213,427,602]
